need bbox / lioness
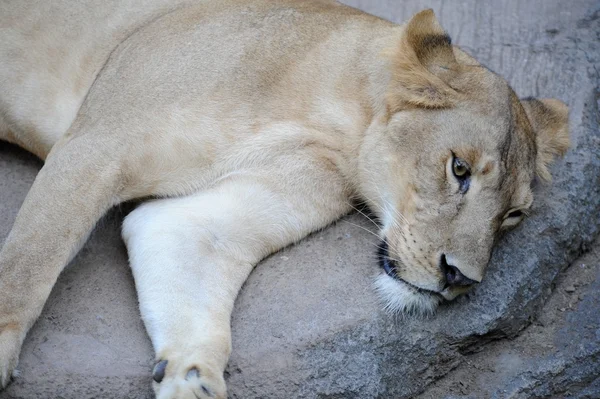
[0,0,569,398]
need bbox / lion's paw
[0,326,22,390]
[152,358,227,399]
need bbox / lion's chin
[374,274,443,316]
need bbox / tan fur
[386,10,460,110]
[0,1,569,397]
[521,98,571,181]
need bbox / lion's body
[0,1,569,398]
[1,0,385,163]
[0,0,210,158]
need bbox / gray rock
[0,1,599,398]
[417,237,600,399]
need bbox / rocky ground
[1,0,599,398]
[417,238,600,399]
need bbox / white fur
[374,274,442,317]
[122,170,349,398]
[122,181,286,397]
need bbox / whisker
[339,219,381,240]
[365,185,409,223]
[359,241,404,265]
[349,179,411,246]
[383,254,403,264]
[374,194,409,225]
[344,201,381,230]
[359,190,409,230]
[369,242,390,253]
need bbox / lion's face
[357,10,569,315]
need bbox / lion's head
[357,10,570,315]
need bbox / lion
[0,0,569,398]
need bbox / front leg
[122,168,350,398]
[0,136,123,387]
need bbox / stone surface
[416,239,600,399]
[1,1,599,398]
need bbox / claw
[152,359,168,383]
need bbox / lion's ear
[387,9,459,110]
[521,98,570,181]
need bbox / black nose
[440,254,477,287]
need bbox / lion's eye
[451,156,471,192]
[453,159,468,177]
[505,209,524,219]
[501,208,527,229]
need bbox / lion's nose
[440,254,477,287]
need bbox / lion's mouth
[377,240,443,297]
[378,240,399,278]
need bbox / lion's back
[0,0,194,158]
